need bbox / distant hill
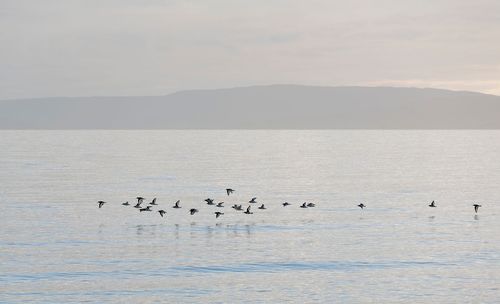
[1,85,499,129]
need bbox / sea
[1,130,499,303]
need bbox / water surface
[1,131,499,303]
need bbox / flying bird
[358,203,366,209]
[122,201,130,206]
[150,198,157,205]
[244,206,253,214]
[139,206,152,212]
[232,204,243,211]
[173,200,181,209]
[216,202,224,208]
[429,201,436,207]
[258,204,266,210]
[190,208,199,215]
[307,203,316,207]
[473,204,482,213]
[249,197,257,204]
[282,202,291,207]
[98,201,106,208]
[300,202,308,208]
[134,198,143,208]
[205,198,214,205]
[215,211,224,218]
[158,210,166,217]
[226,188,235,196]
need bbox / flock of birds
[97,189,484,219]
[96,188,319,219]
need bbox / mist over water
[1,130,499,303]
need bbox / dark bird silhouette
[158,210,166,217]
[216,202,224,208]
[205,198,214,205]
[150,198,157,205]
[283,202,291,207]
[307,203,316,207]
[244,206,253,214]
[140,206,152,212]
[429,200,436,207]
[473,204,481,213]
[249,197,257,204]
[232,204,243,211]
[258,204,266,210]
[98,201,106,208]
[190,208,199,215]
[226,188,235,196]
[122,201,130,206]
[300,202,308,208]
[134,197,144,208]
[173,200,181,209]
[358,203,366,209]
[215,211,224,218]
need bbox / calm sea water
[1,130,499,303]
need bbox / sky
[1,0,499,99]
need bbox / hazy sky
[1,0,499,99]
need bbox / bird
[98,201,106,208]
[205,198,215,205]
[139,206,152,212]
[358,203,366,209]
[189,208,199,215]
[282,202,291,207]
[122,201,130,206]
[232,204,243,211]
[244,206,253,214]
[134,198,143,208]
[173,200,181,209]
[258,204,266,210]
[150,198,157,205]
[215,211,224,218]
[300,202,308,208]
[473,204,481,213]
[216,202,224,208]
[429,200,436,207]
[307,203,316,207]
[158,210,166,217]
[226,188,235,196]
[249,197,257,204]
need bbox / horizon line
[1,84,498,102]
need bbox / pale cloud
[1,0,499,99]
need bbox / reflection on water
[128,223,259,239]
[1,130,500,303]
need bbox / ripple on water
[0,260,455,284]
[170,260,455,275]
